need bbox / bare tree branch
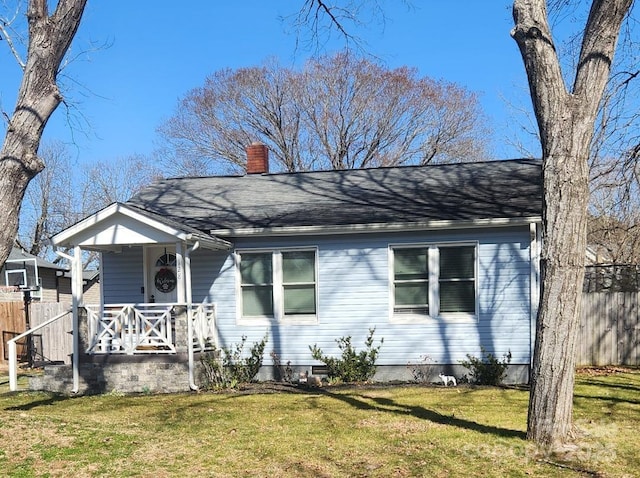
[0,0,87,270]
[0,10,26,68]
[284,0,400,55]
[157,52,489,176]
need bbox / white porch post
[177,240,200,390]
[73,246,84,392]
[185,241,200,390]
[185,243,198,305]
[55,247,83,392]
[176,242,186,303]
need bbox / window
[439,246,476,314]
[393,248,429,314]
[238,249,317,321]
[155,252,176,267]
[391,244,477,319]
[240,253,273,316]
[282,251,316,315]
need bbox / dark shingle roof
[126,159,542,234]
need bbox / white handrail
[85,302,182,308]
[8,308,72,391]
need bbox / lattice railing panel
[191,303,217,352]
[85,304,176,354]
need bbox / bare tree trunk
[512,0,632,448]
[0,0,87,268]
[528,121,591,447]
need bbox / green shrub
[200,335,267,389]
[460,347,512,386]
[310,328,383,383]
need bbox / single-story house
[31,144,541,394]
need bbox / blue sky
[1,1,538,166]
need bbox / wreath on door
[154,267,177,293]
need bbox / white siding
[190,226,534,367]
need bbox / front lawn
[0,368,637,477]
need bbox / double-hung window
[393,248,429,314]
[240,252,274,316]
[282,251,317,315]
[238,249,317,323]
[391,243,477,320]
[438,246,476,314]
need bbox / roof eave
[184,233,232,251]
[209,216,542,237]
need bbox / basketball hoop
[4,256,42,300]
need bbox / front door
[147,246,178,303]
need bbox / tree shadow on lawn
[319,389,526,440]
[577,378,640,396]
[3,393,70,411]
[574,374,640,408]
[573,392,640,407]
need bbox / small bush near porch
[0,368,638,477]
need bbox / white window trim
[389,241,479,323]
[236,247,319,325]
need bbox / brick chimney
[246,142,269,174]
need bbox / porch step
[32,360,65,368]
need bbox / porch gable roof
[51,202,231,251]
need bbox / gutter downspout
[55,248,82,394]
[185,241,200,391]
[529,222,541,383]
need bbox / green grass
[0,368,638,477]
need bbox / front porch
[29,302,218,394]
[32,201,233,394]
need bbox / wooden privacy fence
[0,301,71,365]
[579,291,640,366]
[29,302,72,364]
[0,301,26,364]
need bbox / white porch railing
[8,303,218,391]
[84,303,217,355]
[85,303,177,354]
[190,303,217,352]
